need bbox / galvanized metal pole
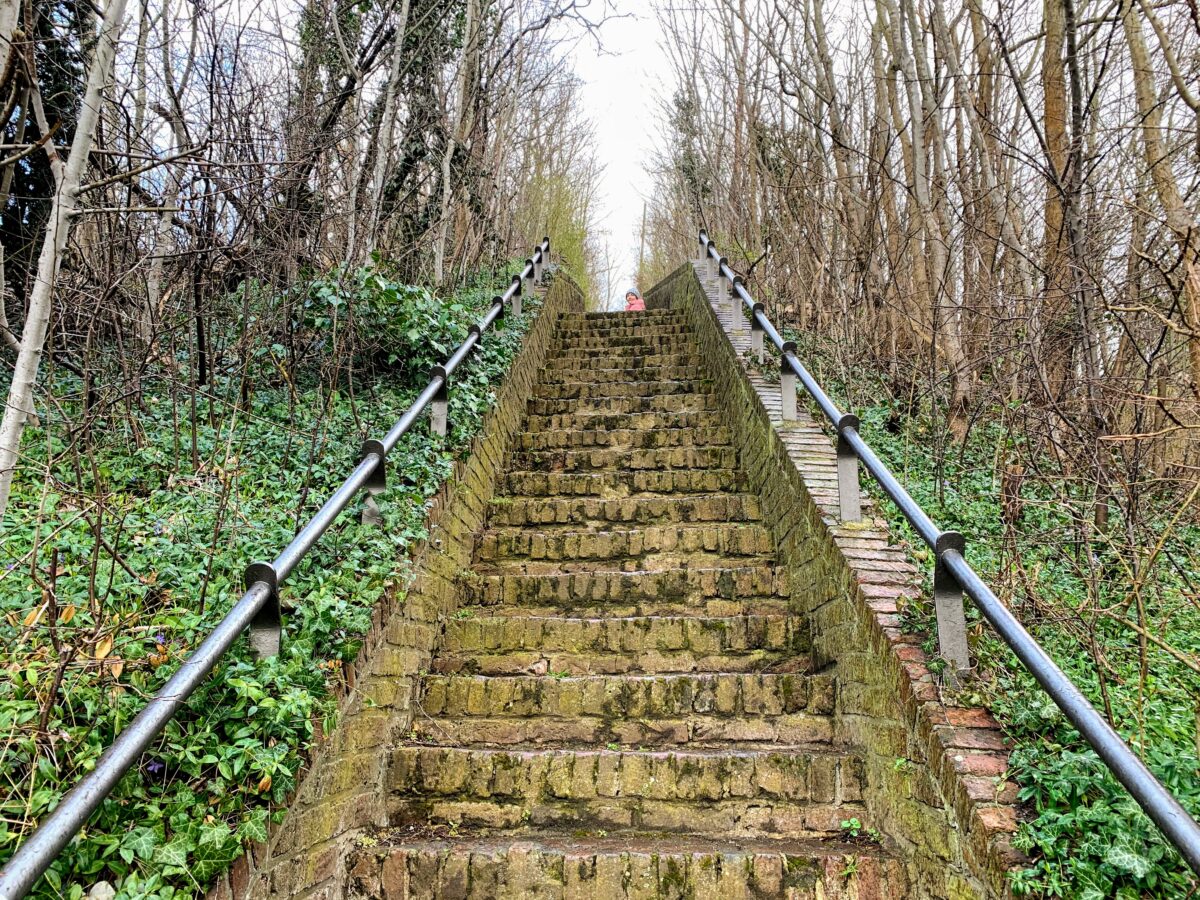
[780,340,798,421]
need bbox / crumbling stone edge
[203,274,585,900]
[647,263,1025,899]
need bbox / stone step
[436,614,803,675]
[508,447,739,474]
[465,563,785,606]
[553,343,701,361]
[413,673,834,746]
[516,426,730,452]
[554,334,694,352]
[545,352,704,371]
[526,394,718,417]
[553,323,693,340]
[485,493,760,527]
[539,364,706,385]
[470,597,792,619]
[532,380,707,401]
[386,746,866,839]
[524,410,723,432]
[561,310,688,324]
[347,832,906,899]
[475,524,775,564]
[499,468,746,498]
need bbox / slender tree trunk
[0,0,130,525]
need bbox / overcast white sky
[569,3,674,310]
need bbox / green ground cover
[777,331,1200,898]
[0,264,540,899]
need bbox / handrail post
[510,276,523,317]
[750,303,765,362]
[934,532,970,685]
[835,416,862,523]
[244,562,280,659]
[359,439,386,526]
[430,365,449,438]
[533,251,542,284]
[780,341,798,422]
[525,257,536,292]
[717,257,729,295]
[730,276,745,330]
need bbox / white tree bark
[0,0,130,525]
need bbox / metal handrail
[697,228,1200,877]
[0,238,552,900]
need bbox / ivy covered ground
[777,332,1200,899]
[0,265,539,899]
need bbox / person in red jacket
[625,288,646,311]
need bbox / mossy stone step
[414,673,834,748]
[554,334,694,351]
[526,397,719,419]
[516,425,731,451]
[499,468,746,497]
[485,493,760,527]
[436,614,802,675]
[523,410,724,432]
[347,833,906,899]
[553,323,693,340]
[532,379,707,401]
[539,364,706,385]
[475,523,775,564]
[563,309,688,323]
[464,563,785,605]
[545,352,704,371]
[386,746,867,839]
[508,446,739,474]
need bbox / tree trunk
[0,0,130,525]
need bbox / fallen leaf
[94,635,114,660]
[59,605,77,625]
[110,660,124,679]
[22,607,41,627]
[257,774,272,793]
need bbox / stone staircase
[347,309,906,898]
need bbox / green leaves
[0,259,539,897]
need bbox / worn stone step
[499,468,746,497]
[347,832,907,899]
[436,614,803,675]
[533,380,708,401]
[539,364,706,385]
[517,426,729,452]
[554,343,701,361]
[527,394,718,417]
[524,410,724,433]
[475,524,775,564]
[465,563,785,606]
[509,447,739,474]
[486,494,760,527]
[553,323,693,341]
[471,597,792,619]
[413,673,834,746]
[562,309,688,324]
[387,746,866,838]
[554,334,694,352]
[545,352,704,371]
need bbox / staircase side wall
[647,263,1023,899]
[209,276,585,900]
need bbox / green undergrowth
[767,329,1200,899]
[0,263,542,898]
